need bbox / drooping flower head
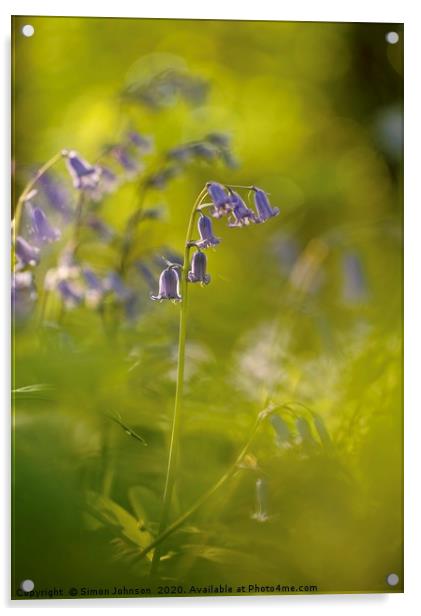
[151,267,181,302]
[206,133,231,148]
[188,250,210,285]
[147,166,179,189]
[228,191,256,227]
[27,204,61,244]
[14,236,40,267]
[251,478,269,523]
[38,173,72,221]
[191,142,216,161]
[105,272,131,301]
[194,214,220,249]
[206,181,231,218]
[64,150,101,191]
[82,267,104,308]
[57,280,83,308]
[127,131,153,153]
[98,166,119,192]
[111,146,140,175]
[85,215,116,242]
[12,271,37,318]
[342,252,368,304]
[295,417,316,448]
[252,187,280,223]
[270,414,291,448]
[313,415,332,448]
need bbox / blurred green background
[12,17,403,598]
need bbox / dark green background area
[12,16,403,598]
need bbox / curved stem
[150,186,208,578]
[139,408,272,563]
[12,151,64,238]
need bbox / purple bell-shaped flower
[14,236,40,266]
[228,191,256,227]
[64,150,101,190]
[57,280,84,308]
[151,267,182,302]
[194,214,220,249]
[206,181,231,218]
[188,250,210,285]
[28,205,61,244]
[252,187,280,223]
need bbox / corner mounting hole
[22,25,35,38]
[386,573,399,587]
[386,31,399,45]
[21,579,35,592]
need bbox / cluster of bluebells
[12,103,236,321]
[122,67,209,110]
[12,131,153,319]
[269,412,332,454]
[146,133,237,192]
[151,181,280,302]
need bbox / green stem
[119,181,147,277]
[139,407,273,564]
[150,186,208,578]
[12,151,64,238]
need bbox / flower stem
[139,406,275,563]
[150,186,208,578]
[119,181,147,277]
[12,151,64,238]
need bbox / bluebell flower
[191,142,216,160]
[220,149,239,169]
[128,131,153,153]
[188,250,210,285]
[272,233,299,275]
[38,173,72,221]
[105,272,132,301]
[98,166,119,192]
[85,215,115,242]
[206,133,231,148]
[64,150,101,191]
[295,417,316,448]
[57,280,83,308]
[111,147,140,175]
[147,167,179,189]
[82,267,104,307]
[12,271,37,318]
[270,415,290,448]
[228,191,256,227]
[342,252,368,304]
[14,236,40,267]
[313,415,332,448]
[193,214,220,249]
[151,267,181,302]
[27,204,61,244]
[82,267,103,292]
[206,181,231,218]
[251,478,269,523]
[252,187,280,223]
[167,145,192,162]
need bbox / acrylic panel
[11,16,403,600]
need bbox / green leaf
[128,485,161,523]
[86,491,154,560]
